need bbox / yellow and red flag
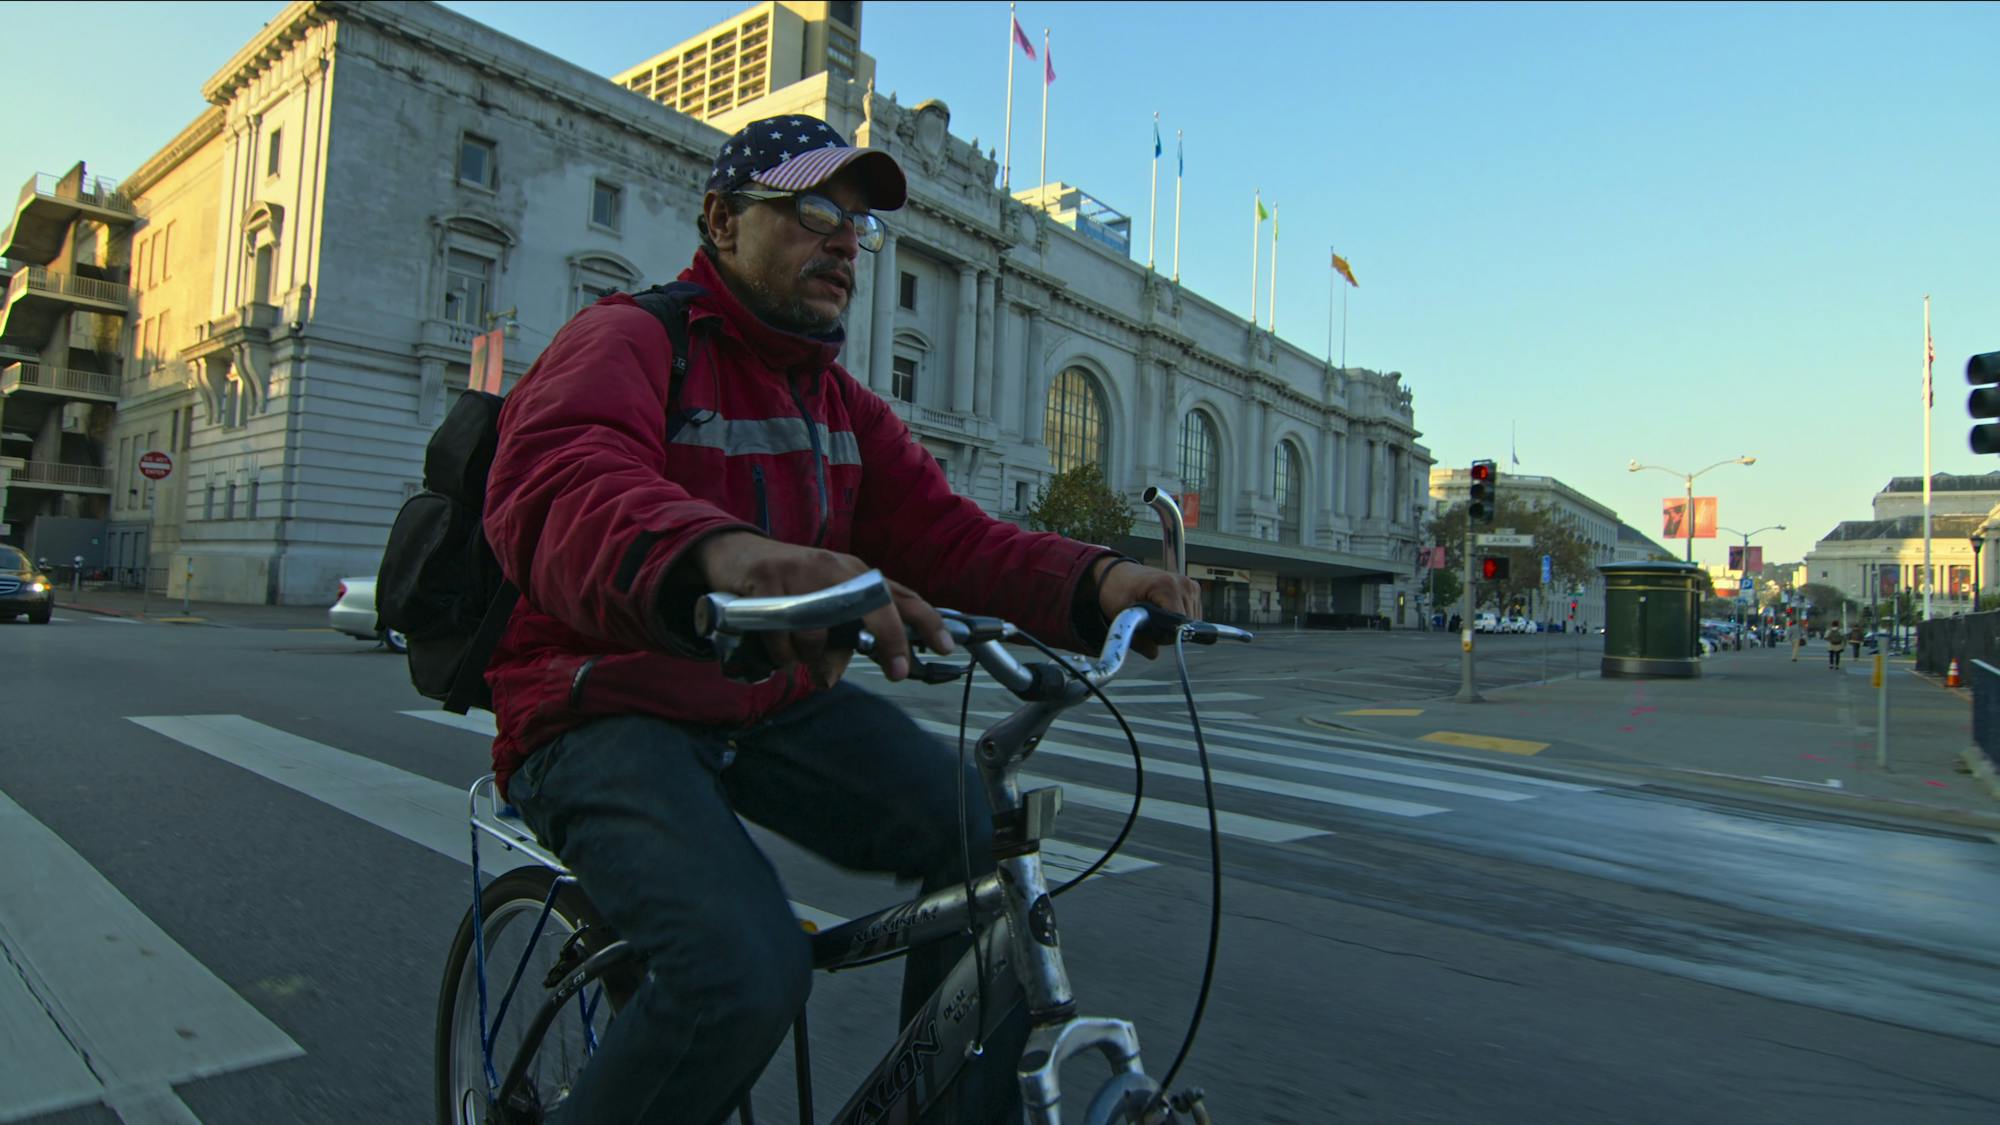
[1331,251,1358,288]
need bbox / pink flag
[1045,46,1056,85]
[1012,16,1036,58]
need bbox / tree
[1027,462,1134,545]
[1423,497,1599,616]
[1797,582,1846,616]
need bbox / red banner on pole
[469,328,506,395]
[1181,491,1200,530]
[1662,497,1718,540]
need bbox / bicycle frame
[460,675,1149,1125]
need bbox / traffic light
[1468,460,1497,524]
[1568,599,1578,619]
[1969,351,2000,454]
[1479,556,1510,581]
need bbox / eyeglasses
[734,190,887,252]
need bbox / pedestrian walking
[1827,621,1846,669]
[1849,626,1862,660]
[1788,619,1804,661]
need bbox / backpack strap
[444,580,519,714]
[627,281,709,440]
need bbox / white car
[329,576,408,652]
[1474,613,1501,633]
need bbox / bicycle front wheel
[434,866,632,1125]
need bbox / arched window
[1044,366,1107,474]
[1178,409,1219,501]
[1275,441,1303,544]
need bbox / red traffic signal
[1468,460,1497,524]
[1479,556,1510,581]
[1568,599,1578,619]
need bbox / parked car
[1474,612,1501,633]
[329,576,407,652]
[0,545,54,624]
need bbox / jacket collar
[682,252,846,382]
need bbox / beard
[738,256,853,337]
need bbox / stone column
[1021,310,1044,443]
[1257,400,1275,496]
[845,236,875,376]
[952,264,977,414]
[1318,425,1336,540]
[868,232,897,394]
[974,271,996,419]
[995,302,1018,434]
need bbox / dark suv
[0,546,54,624]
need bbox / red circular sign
[138,450,173,480]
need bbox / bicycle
[435,488,1250,1124]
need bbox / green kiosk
[1598,561,1706,678]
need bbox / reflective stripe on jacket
[481,252,1106,796]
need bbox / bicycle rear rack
[468,775,567,875]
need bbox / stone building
[1429,468,1621,614]
[0,0,1433,626]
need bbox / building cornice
[123,107,227,201]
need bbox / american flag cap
[706,115,907,210]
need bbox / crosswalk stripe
[919,718,1448,819]
[0,781,302,1125]
[397,711,1171,872]
[1201,717,1595,792]
[134,714,844,933]
[985,713,1539,803]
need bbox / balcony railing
[8,460,111,490]
[13,265,131,308]
[914,405,969,433]
[19,172,135,217]
[0,362,118,398]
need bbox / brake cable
[1155,628,1222,1102]
[1011,630,1147,895]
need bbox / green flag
[1256,198,1270,222]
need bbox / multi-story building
[1429,469,1620,614]
[1799,473,2000,614]
[1613,520,1675,563]
[15,0,1433,626]
[0,167,138,562]
[612,1,873,129]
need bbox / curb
[1965,746,2000,802]
[1300,715,2000,837]
[64,602,146,619]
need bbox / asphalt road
[3,613,1997,1125]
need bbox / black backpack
[376,282,706,713]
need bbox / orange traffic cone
[1947,659,1962,688]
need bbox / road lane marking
[395,711,1165,876]
[1342,708,1425,717]
[988,715,1534,805]
[1420,731,1550,756]
[1281,718,1589,788]
[987,711,1585,799]
[0,782,302,1125]
[912,717,1392,825]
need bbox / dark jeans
[507,682,1022,1125]
[1829,646,1842,667]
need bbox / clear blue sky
[4,1,1996,569]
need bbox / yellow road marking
[1343,708,1425,717]
[1421,731,1549,756]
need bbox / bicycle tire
[435,866,634,1125]
[1080,1072,1164,1124]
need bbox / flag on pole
[1256,197,1270,222]
[1331,251,1358,288]
[1153,119,1162,158]
[1044,44,1056,84]
[1012,14,1037,58]
[1926,315,1935,408]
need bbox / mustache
[800,260,854,291]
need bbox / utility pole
[1457,519,1480,703]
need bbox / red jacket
[482,252,1106,796]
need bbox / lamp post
[1628,455,1758,563]
[1972,532,1986,613]
[1720,523,1784,650]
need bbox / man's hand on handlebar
[692,531,954,686]
[1094,557,1202,659]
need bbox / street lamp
[1719,522,1784,649]
[1628,455,1757,563]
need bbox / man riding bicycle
[481,114,1199,1124]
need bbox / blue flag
[1177,135,1183,175]
[1153,120,1162,158]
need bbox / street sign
[138,450,173,480]
[1476,533,1534,548]
[1540,554,1552,584]
[1739,577,1754,591]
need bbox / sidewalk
[55,584,333,629]
[1314,645,1998,832]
